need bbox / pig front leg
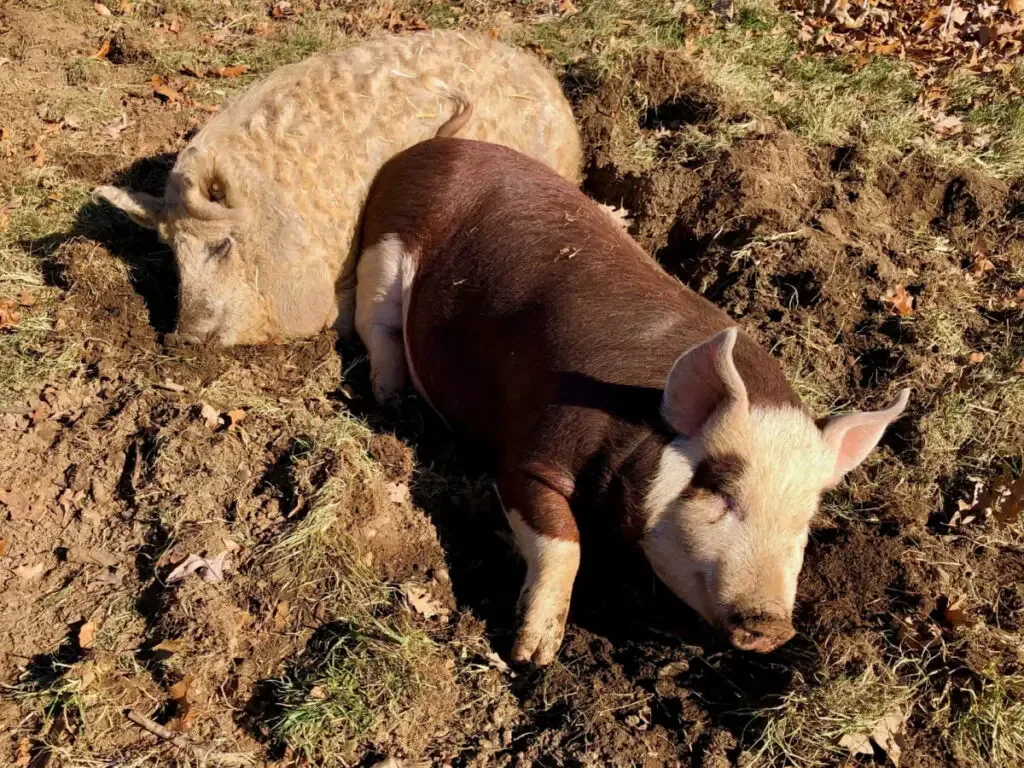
[355,236,412,404]
[497,471,580,666]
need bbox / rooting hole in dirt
[2,48,1023,768]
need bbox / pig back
[398,141,761,468]
[173,31,582,284]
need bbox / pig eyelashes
[206,237,233,263]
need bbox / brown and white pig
[355,138,910,665]
[92,31,582,346]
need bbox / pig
[355,138,911,665]
[92,31,582,345]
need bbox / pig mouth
[723,611,796,653]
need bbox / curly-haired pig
[92,31,582,345]
[355,138,911,665]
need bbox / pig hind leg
[355,235,412,404]
[497,471,581,666]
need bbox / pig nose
[726,611,795,653]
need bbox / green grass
[0,180,86,405]
[268,618,434,765]
[951,669,1024,767]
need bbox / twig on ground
[124,709,254,766]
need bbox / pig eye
[723,494,740,516]
[207,237,233,262]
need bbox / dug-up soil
[2,48,1023,768]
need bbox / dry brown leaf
[15,562,44,580]
[91,38,111,60]
[557,0,579,15]
[25,141,45,168]
[15,737,30,767]
[401,583,449,620]
[994,475,1023,525]
[387,481,410,505]
[271,1,295,19]
[168,16,181,34]
[199,402,220,429]
[152,638,186,655]
[224,409,246,430]
[884,284,914,317]
[968,351,986,363]
[933,113,964,137]
[94,2,112,16]
[839,706,907,765]
[78,618,98,648]
[0,299,21,330]
[168,673,195,731]
[273,600,290,630]
[0,538,8,557]
[308,685,327,699]
[212,64,250,78]
[1016,359,1024,374]
[969,253,995,276]
[151,75,180,102]
[943,597,972,627]
[118,0,134,14]
[18,290,36,307]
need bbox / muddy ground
[1,2,1023,767]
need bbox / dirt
[1,10,1023,768]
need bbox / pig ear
[92,185,164,230]
[662,326,749,437]
[821,388,911,486]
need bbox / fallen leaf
[0,538,7,557]
[94,2,112,16]
[152,638,187,655]
[91,38,112,60]
[103,113,130,139]
[994,474,1023,525]
[168,673,195,731]
[839,706,907,765]
[118,0,134,13]
[151,75,180,102]
[78,619,98,648]
[211,64,249,78]
[884,284,914,317]
[68,546,118,568]
[943,596,972,627]
[95,568,124,587]
[1016,359,1024,375]
[0,299,21,330]
[271,1,295,19]
[968,351,986,363]
[401,582,449,620]
[17,290,35,307]
[308,685,327,699]
[14,563,43,581]
[15,737,30,767]
[273,600,290,630]
[557,0,579,15]
[387,481,410,505]
[933,113,964,137]
[968,253,995,277]
[198,402,220,429]
[224,409,246,430]
[25,141,45,168]
[168,16,181,34]
[166,551,229,584]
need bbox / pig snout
[725,610,795,653]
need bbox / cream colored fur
[94,31,583,345]
[505,510,581,666]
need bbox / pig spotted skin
[93,31,582,346]
[356,138,910,664]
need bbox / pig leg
[496,472,580,666]
[355,236,411,404]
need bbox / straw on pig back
[173,30,583,282]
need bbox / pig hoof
[510,624,563,666]
[370,375,403,406]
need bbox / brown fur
[362,139,801,537]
